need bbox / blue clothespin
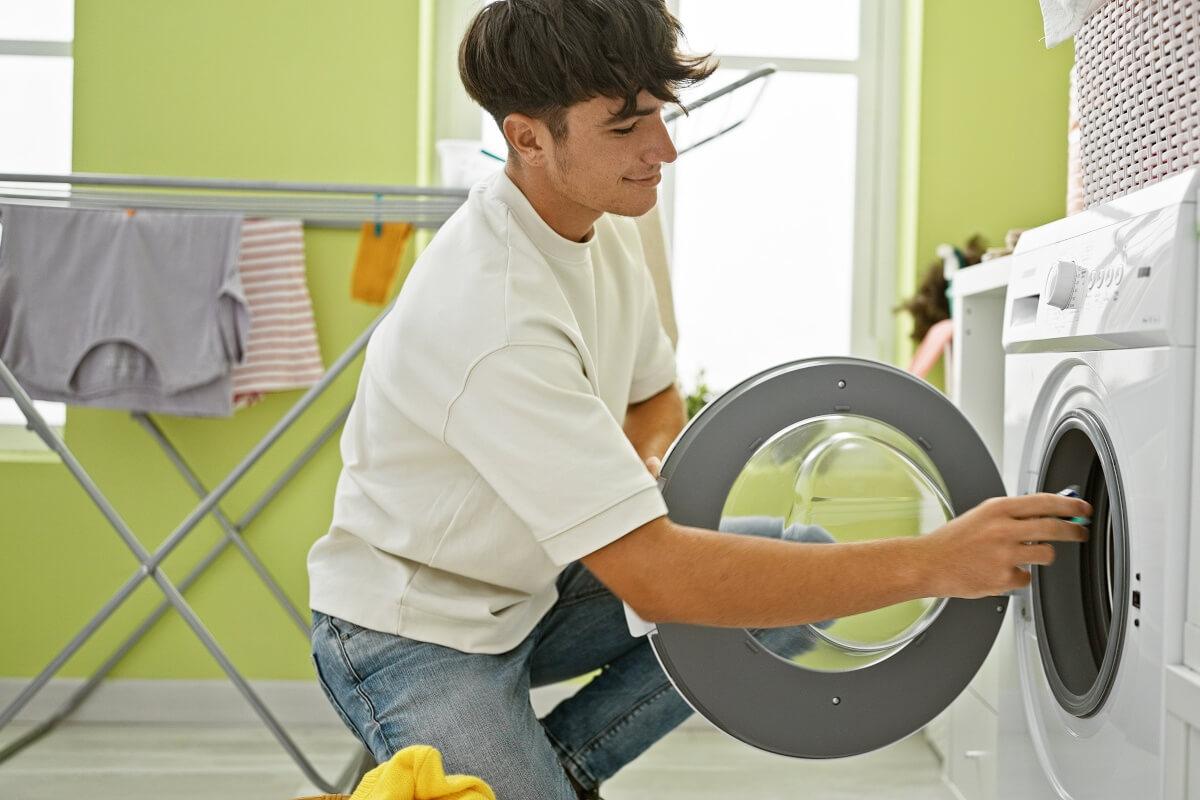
[373,193,383,238]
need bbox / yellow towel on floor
[351,745,494,800]
[293,746,493,800]
[351,221,414,304]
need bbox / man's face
[542,89,678,218]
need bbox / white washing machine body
[997,169,1200,799]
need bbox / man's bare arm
[582,494,1092,627]
[623,384,685,469]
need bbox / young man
[307,2,1092,798]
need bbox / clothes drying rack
[0,173,469,793]
[0,64,777,794]
[664,64,775,153]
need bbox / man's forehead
[576,92,664,124]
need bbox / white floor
[0,720,955,799]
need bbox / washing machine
[994,169,1199,799]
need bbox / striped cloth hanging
[232,219,325,405]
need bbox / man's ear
[503,112,548,169]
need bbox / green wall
[0,0,430,680]
[895,0,1075,369]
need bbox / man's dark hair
[459,0,715,142]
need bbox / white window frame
[432,1,902,363]
[0,27,74,456]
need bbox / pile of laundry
[296,745,494,800]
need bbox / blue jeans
[310,519,832,799]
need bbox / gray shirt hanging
[0,204,248,416]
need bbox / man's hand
[644,456,662,478]
[922,493,1093,599]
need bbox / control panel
[1003,201,1198,352]
[1039,259,1136,311]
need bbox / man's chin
[607,193,658,218]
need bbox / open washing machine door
[634,357,1008,758]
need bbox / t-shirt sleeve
[629,263,677,404]
[442,343,668,566]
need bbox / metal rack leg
[336,746,378,792]
[0,403,352,767]
[0,363,342,792]
[0,307,384,726]
[133,412,309,636]
[0,305,390,791]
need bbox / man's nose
[648,114,678,165]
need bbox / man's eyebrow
[600,106,660,126]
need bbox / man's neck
[505,165,600,243]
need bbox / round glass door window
[719,414,953,672]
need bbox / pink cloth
[231,219,325,405]
[907,318,954,380]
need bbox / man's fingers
[995,493,1092,521]
[1018,543,1057,567]
[1011,518,1089,543]
[1008,567,1032,590]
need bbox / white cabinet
[939,256,1011,800]
[948,257,1011,468]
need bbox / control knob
[1045,261,1079,310]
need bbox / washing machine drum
[1031,409,1129,719]
[648,357,1008,758]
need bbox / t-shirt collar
[489,170,594,265]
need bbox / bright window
[671,68,858,392]
[680,0,860,61]
[0,55,73,173]
[0,1,74,448]
[0,0,73,40]
[669,0,899,394]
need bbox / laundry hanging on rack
[232,218,325,407]
[351,221,414,304]
[0,204,248,416]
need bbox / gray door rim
[649,356,1009,759]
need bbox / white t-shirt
[307,170,677,654]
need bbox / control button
[1045,261,1079,309]
[1104,269,1114,287]
[1116,267,1125,285]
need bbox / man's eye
[613,123,637,135]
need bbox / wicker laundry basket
[1075,0,1200,206]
